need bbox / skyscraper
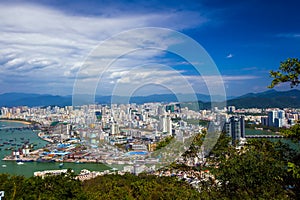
[261,116,268,126]
[268,110,278,127]
[225,116,245,144]
[159,114,172,136]
[267,110,285,128]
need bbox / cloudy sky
[0,0,300,97]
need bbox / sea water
[0,121,110,177]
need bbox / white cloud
[221,75,259,81]
[184,75,259,93]
[226,53,233,58]
[242,66,258,71]
[276,33,300,38]
[0,2,208,95]
[110,67,196,96]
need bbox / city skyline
[0,0,300,97]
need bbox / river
[246,128,300,151]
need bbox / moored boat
[36,157,55,163]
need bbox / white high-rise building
[159,114,172,136]
[110,121,119,135]
[268,110,285,128]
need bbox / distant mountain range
[0,93,228,107]
[187,89,300,110]
[0,89,300,108]
[226,89,300,108]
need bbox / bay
[0,120,110,177]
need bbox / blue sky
[0,0,299,97]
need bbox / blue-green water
[0,121,110,177]
[246,128,276,135]
[246,128,300,151]
[1,123,298,177]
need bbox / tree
[209,139,299,199]
[155,136,174,150]
[268,58,300,88]
[83,173,202,200]
[281,124,300,141]
[182,132,205,159]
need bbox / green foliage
[0,172,202,200]
[215,146,287,199]
[288,162,300,179]
[83,173,201,200]
[166,162,193,171]
[182,132,205,159]
[207,138,300,199]
[269,58,300,88]
[0,174,26,200]
[0,130,299,199]
[281,124,300,141]
[155,136,174,150]
[0,172,86,200]
[208,132,233,162]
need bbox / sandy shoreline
[0,119,32,125]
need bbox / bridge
[245,135,284,138]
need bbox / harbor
[0,120,110,177]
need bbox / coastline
[37,132,54,143]
[1,120,106,165]
[0,122,110,178]
[0,119,32,125]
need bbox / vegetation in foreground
[0,172,200,200]
[0,132,299,199]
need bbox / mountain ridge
[0,89,299,108]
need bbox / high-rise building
[268,110,278,127]
[110,121,119,135]
[267,110,285,128]
[165,103,181,113]
[274,118,283,128]
[225,116,245,143]
[157,106,165,115]
[159,114,172,136]
[261,116,268,126]
[277,110,285,119]
[228,106,236,113]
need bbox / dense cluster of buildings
[0,103,205,168]
[261,110,286,127]
[230,106,300,128]
[1,104,300,176]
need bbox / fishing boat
[17,159,34,162]
[36,157,55,163]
